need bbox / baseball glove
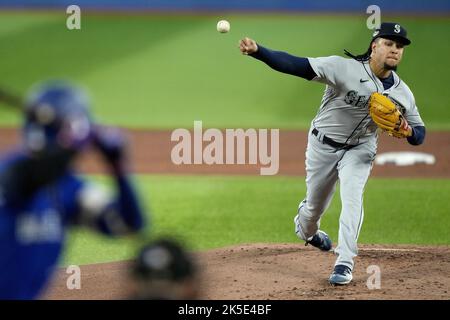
[368,92,411,138]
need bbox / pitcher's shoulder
[309,55,351,64]
[395,77,416,100]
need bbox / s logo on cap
[394,24,401,33]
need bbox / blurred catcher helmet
[133,238,196,283]
[23,80,93,154]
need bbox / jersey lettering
[344,90,370,109]
[16,209,63,244]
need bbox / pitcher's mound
[45,243,450,300]
[198,243,450,300]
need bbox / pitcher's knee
[298,201,325,220]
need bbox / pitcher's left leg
[331,145,375,284]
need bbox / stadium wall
[0,0,449,13]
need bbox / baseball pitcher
[239,22,425,285]
[0,81,147,299]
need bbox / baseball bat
[0,86,24,111]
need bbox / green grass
[0,13,449,129]
[62,175,450,265]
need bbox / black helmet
[133,238,196,282]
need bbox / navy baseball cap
[372,22,411,45]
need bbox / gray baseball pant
[294,129,376,270]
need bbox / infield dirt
[0,128,448,177]
[44,244,450,300]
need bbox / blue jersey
[0,151,145,299]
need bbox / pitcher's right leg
[294,132,340,243]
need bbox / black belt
[312,128,357,150]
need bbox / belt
[312,128,357,150]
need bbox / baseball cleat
[329,265,353,285]
[305,230,332,251]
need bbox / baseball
[217,20,230,33]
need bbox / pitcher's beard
[384,63,398,71]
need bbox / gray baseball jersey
[307,56,424,145]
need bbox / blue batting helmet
[23,80,93,154]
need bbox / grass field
[62,175,450,265]
[0,13,450,129]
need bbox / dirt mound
[44,243,450,300]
